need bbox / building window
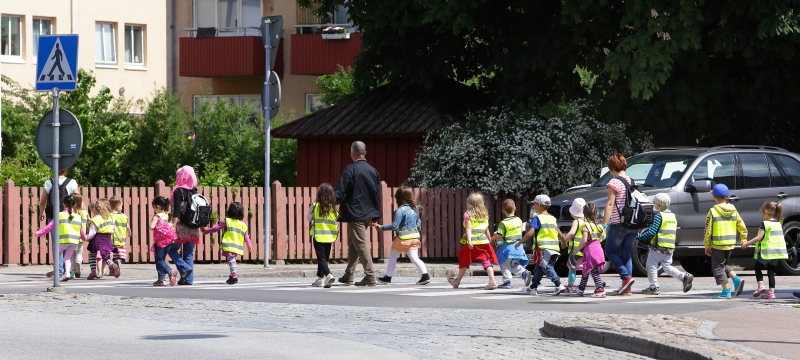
[306,94,326,113]
[95,23,116,63]
[194,0,262,36]
[32,18,52,63]
[1,16,22,57]
[193,94,262,116]
[124,25,144,65]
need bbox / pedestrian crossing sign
[35,35,79,91]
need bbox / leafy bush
[315,66,355,107]
[409,102,652,196]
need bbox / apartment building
[174,0,361,117]
[1,0,167,103]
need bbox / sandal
[447,276,459,289]
[484,284,497,290]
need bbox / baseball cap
[569,198,586,217]
[711,183,729,197]
[531,194,551,206]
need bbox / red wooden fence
[0,180,529,265]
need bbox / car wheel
[631,240,659,277]
[598,259,612,274]
[777,221,800,275]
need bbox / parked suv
[546,146,800,276]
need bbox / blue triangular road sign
[36,35,79,91]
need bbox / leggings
[58,244,77,277]
[385,249,427,277]
[755,261,777,289]
[578,268,604,292]
[89,252,114,273]
[313,241,332,278]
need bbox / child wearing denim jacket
[374,185,430,285]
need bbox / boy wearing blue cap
[704,184,748,299]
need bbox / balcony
[179,28,284,78]
[290,32,361,75]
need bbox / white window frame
[32,18,53,64]
[193,94,262,116]
[124,24,145,68]
[1,15,24,63]
[193,0,263,36]
[306,93,325,113]
[95,22,117,65]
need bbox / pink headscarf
[171,165,197,203]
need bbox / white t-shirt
[44,177,79,195]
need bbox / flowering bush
[322,27,347,34]
[408,102,652,196]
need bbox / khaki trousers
[342,220,374,280]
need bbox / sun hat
[711,183,729,197]
[653,193,671,208]
[569,198,586,217]
[532,194,551,206]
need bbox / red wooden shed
[271,81,481,187]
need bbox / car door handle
[778,193,789,199]
[728,195,741,202]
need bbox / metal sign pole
[50,88,61,288]
[263,19,271,268]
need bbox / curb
[542,319,717,360]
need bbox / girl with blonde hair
[448,192,498,290]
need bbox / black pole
[194,124,198,166]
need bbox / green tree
[315,65,355,107]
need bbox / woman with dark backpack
[602,154,637,295]
[170,165,201,285]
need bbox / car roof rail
[642,146,707,152]
[707,145,788,152]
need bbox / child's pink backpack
[151,215,177,251]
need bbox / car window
[767,155,790,187]
[775,154,800,185]
[739,153,770,189]
[592,154,696,188]
[690,154,736,189]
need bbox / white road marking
[401,289,518,297]
[470,295,531,300]
[627,298,726,304]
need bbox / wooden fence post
[272,181,287,262]
[154,180,168,198]
[379,181,392,260]
[2,180,20,265]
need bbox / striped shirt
[607,176,631,224]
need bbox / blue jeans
[531,261,561,289]
[181,242,196,284]
[154,245,172,279]
[605,224,637,280]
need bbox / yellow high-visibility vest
[58,211,82,245]
[310,203,339,243]
[461,216,489,245]
[757,220,788,260]
[535,214,560,251]
[221,219,248,255]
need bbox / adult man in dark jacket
[335,141,382,286]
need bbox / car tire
[631,241,660,277]
[777,221,800,275]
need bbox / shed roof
[271,79,483,138]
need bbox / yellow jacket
[703,203,747,250]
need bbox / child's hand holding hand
[467,242,473,250]
[200,227,207,234]
[741,240,749,249]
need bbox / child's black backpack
[615,176,655,230]
[176,187,211,229]
[44,178,73,221]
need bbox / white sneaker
[323,274,335,288]
[529,287,538,296]
[552,284,566,296]
[521,286,531,294]
[312,278,323,287]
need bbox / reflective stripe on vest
[112,213,128,246]
[221,219,248,255]
[58,212,82,245]
[500,216,523,244]
[461,216,489,245]
[90,215,115,234]
[536,214,560,251]
[397,228,421,240]
[758,221,788,260]
[710,207,738,247]
[569,219,584,256]
[585,222,605,242]
[656,212,677,249]
[310,203,339,243]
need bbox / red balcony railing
[179,35,284,77]
[290,32,361,75]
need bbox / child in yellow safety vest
[203,202,251,285]
[635,193,694,295]
[704,184,748,299]
[742,201,788,300]
[374,184,430,286]
[35,195,82,282]
[86,199,123,280]
[518,195,566,296]
[562,198,586,293]
[109,196,131,267]
[447,192,499,290]
[306,183,339,288]
[491,199,529,289]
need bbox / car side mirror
[687,180,713,193]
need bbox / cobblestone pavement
[0,292,651,359]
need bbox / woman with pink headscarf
[171,165,200,285]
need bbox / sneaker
[46,271,54,278]
[522,270,532,287]
[552,284,566,296]
[416,273,431,285]
[616,277,635,294]
[521,286,531,294]
[641,286,660,295]
[794,291,800,300]
[58,275,69,282]
[338,277,354,286]
[714,289,732,299]
[177,278,188,286]
[355,278,376,287]
[753,285,767,297]
[86,273,98,280]
[75,265,81,278]
[497,281,512,289]
[761,292,776,300]
[169,270,178,286]
[323,274,336,288]
[312,278,323,287]
[733,277,745,297]
[179,269,193,285]
[566,284,575,294]
[529,287,538,296]
[377,275,392,285]
[575,289,585,297]
[226,276,238,285]
[109,263,121,278]
[682,273,694,293]
[447,277,460,289]
[591,290,606,298]
[153,279,167,286]
[69,270,76,280]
